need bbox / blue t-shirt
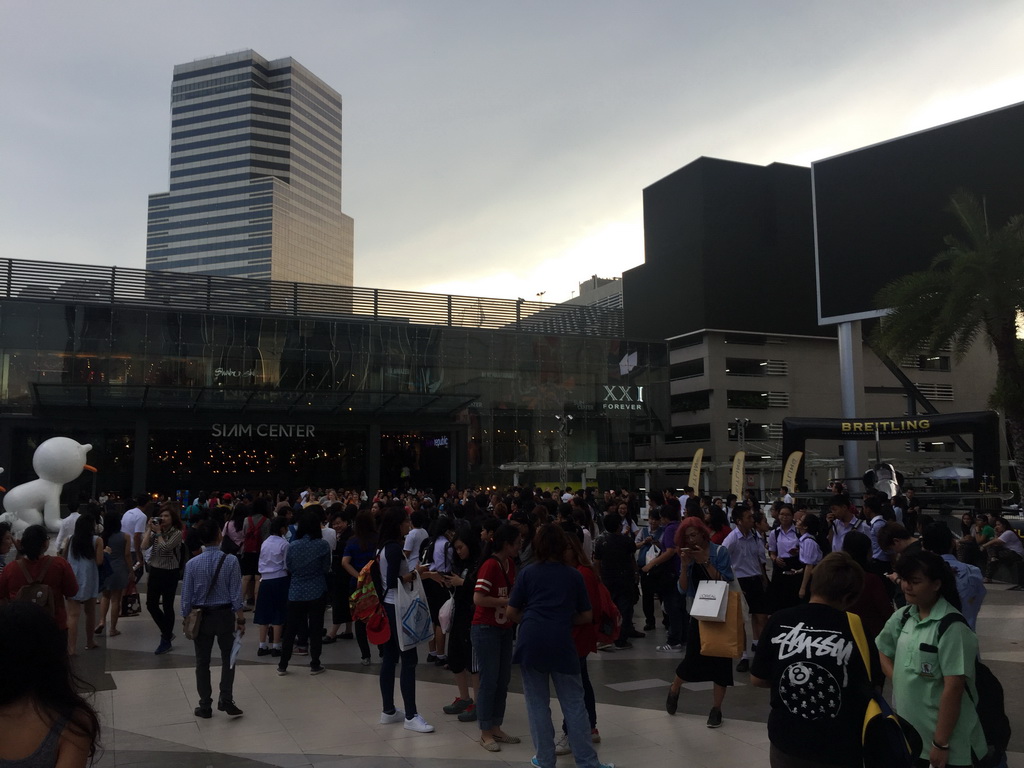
[510,561,591,674]
[343,536,376,589]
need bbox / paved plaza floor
[77,584,1024,768]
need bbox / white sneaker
[379,709,405,724]
[403,713,435,733]
[656,643,684,652]
[555,731,571,755]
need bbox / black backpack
[899,609,1010,767]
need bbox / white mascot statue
[0,437,96,537]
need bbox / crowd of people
[0,481,1019,768]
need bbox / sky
[2,1,1024,303]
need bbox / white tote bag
[395,574,434,651]
[690,579,729,622]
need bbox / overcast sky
[2,1,1023,302]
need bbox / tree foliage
[873,190,1024,483]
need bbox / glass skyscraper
[146,50,354,285]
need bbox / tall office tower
[146,50,354,285]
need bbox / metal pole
[838,321,862,493]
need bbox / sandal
[493,733,521,744]
[108,629,121,637]
[480,738,501,752]
[94,625,105,635]
[86,643,99,650]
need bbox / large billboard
[813,101,1024,325]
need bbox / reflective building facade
[146,51,354,285]
[0,259,668,495]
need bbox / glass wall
[0,300,669,488]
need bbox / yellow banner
[781,451,803,494]
[688,448,704,491]
[731,451,745,498]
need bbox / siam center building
[146,50,354,285]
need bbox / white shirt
[782,493,794,505]
[722,527,765,579]
[121,507,148,553]
[258,535,289,580]
[998,529,1024,557]
[403,527,429,570]
[830,516,863,554]
[321,526,337,552]
[55,512,81,553]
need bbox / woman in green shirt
[876,551,986,768]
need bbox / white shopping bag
[689,579,729,622]
[395,573,433,651]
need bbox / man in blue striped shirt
[181,520,245,718]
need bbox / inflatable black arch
[781,411,1001,491]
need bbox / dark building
[623,157,822,340]
[0,258,668,497]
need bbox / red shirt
[571,564,601,657]
[472,556,516,628]
[0,556,79,630]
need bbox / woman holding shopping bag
[664,517,735,728]
[377,504,434,734]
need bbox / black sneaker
[257,647,271,657]
[736,658,750,673]
[706,707,722,728]
[194,705,212,719]
[218,700,244,717]
[310,664,326,675]
[270,648,281,657]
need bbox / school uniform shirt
[866,516,890,562]
[768,525,799,559]
[751,603,881,768]
[875,598,987,766]
[830,517,863,554]
[472,556,516,627]
[722,528,765,579]
[258,535,289,580]
[798,533,823,567]
[939,554,985,630]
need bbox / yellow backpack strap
[846,611,871,678]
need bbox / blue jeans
[380,602,418,716]
[471,624,513,730]
[521,666,602,768]
[561,656,596,732]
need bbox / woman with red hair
[664,517,736,728]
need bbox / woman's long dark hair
[231,502,247,532]
[378,505,408,546]
[482,522,521,562]
[894,550,962,612]
[69,514,95,561]
[0,602,100,760]
[101,511,122,546]
[353,509,377,550]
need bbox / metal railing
[0,257,623,337]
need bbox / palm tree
[873,190,1024,488]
